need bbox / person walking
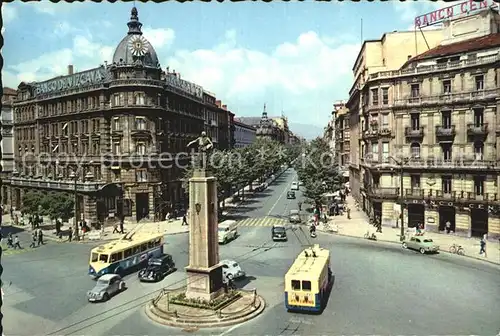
[13,236,22,249]
[445,221,451,234]
[68,228,73,242]
[119,219,124,234]
[112,223,120,234]
[346,207,351,220]
[37,229,44,246]
[29,232,37,248]
[479,234,487,257]
[182,214,188,226]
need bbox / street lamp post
[388,156,407,241]
[69,171,79,241]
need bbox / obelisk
[184,168,224,301]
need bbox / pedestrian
[37,229,44,246]
[346,207,351,220]
[445,221,451,234]
[68,228,73,242]
[119,219,124,234]
[479,234,487,257]
[182,214,188,226]
[298,202,302,212]
[112,223,119,234]
[29,232,37,248]
[13,236,21,249]
[7,233,13,248]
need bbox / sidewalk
[4,167,289,244]
[318,196,500,265]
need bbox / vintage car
[402,237,440,254]
[138,254,176,282]
[289,210,301,224]
[87,274,126,302]
[221,259,246,280]
[287,191,296,199]
[272,225,288,241]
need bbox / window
[113,94,120,107]
[410,84,420,97]
[302,280,312,291]
[473,176,484,195]
[135,117,146,130]
[381,113,389,128]
[141,243,148,252]
[136,169,147,182]
[113,142,121,155]
[411,175,421,189]
[291,280,301,290]
[474,141,484,161]
[382,88,389,105]
[382,142,389,162]
[442,175,452,194]
[124,249,133,258]
[135,92,145,105]
[371,143,378,161]
[113,117,120,131]
[110,252,123,263]
[410,113,420,130]
[91,253,99,262]
[99,254,109,263]
[410,143,420,158]
[473,108,484,126]
[372,174,380,187]
[441,144,452,161]
[136,143,146,155]
[371,88,379,106]
[441,111,451,128]
[475,75,484,91]
[442,79,452,94]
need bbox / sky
[2,0,445,137]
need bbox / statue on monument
[187,131,214,169]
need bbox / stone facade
[233,120,256,148]
[348,9,500,240]
[1,87,16,207]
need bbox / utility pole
[399,161,405,241]
[71,171,79,241]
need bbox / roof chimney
[407,55,412,60]
[68,65,74,75]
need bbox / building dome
[112,7,160,68]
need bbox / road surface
[2,169,499,335]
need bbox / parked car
[221,259,246,280]
[87,274,126,302]
[138,254,176,282]
[402,237,439,254]
[287,191,296,199]
[272,225,287,241]
[289,210,301,223]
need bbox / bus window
[91,253,99,262]
[155,238,161,246]
[124,249,132,258]
[110,252,123,263]
[147,240,154,249]
[141,243,148,252]
[291,280,301,290]
[302,281,311,291]
[133,246,140,254]
[99,254,109,263]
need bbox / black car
[287,191,296,199]
[272,225,287,241]
[138,254,176,282]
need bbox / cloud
[142,27,175,50]
[4,35,113,86]
[166,30,360,125]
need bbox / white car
[220,259,246,280]
[291,182,299,190]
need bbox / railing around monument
[151,287,258,320]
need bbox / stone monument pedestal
[184,169,224,301]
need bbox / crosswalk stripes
[1,246,37,257]
[236,216,287,227]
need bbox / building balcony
[130,129,153,139]
[428,190,456,201]
[362,129,379,140]
[108,79,165,88]
[379,127,392,137]
[405,126,424,139]
[465,192,498,202]
[435,125,456,140]
[467,123,488,137]
[405,188,424,198]
[366,187,400,198]
[394,89,498,107]
[10,176,108,192]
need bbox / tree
[21,192,43,215]
[295,137,341,207]
[42,192,74,221]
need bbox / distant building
[202,91,233,150]
[1,87,16,205]
[237,104,291,145]
[233,120,256,148]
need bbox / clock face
[128,35,149,57]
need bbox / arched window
[474,141,484,161]
[410,143,420,158]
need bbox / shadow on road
[236,275,257,288]
[2,225,28,235]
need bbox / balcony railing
[406,188,424,198]
[368,54,499,81]
[467,123,488,136]
[367,187,400,197]
[405,126,424,138]
[466,192,498,202]
[362,129,379,140]
[394,89,497,107]
[10,177,108,192]
[431,190,456,200]
[379,128,392,136]
[108,79,165,88]
[435,125,456,137]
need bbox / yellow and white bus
[284,244,333,313]
[88,232,164,278]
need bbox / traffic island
[145,288,266,329]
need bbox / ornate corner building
[348,7,500,239]
[8,8,234,224]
